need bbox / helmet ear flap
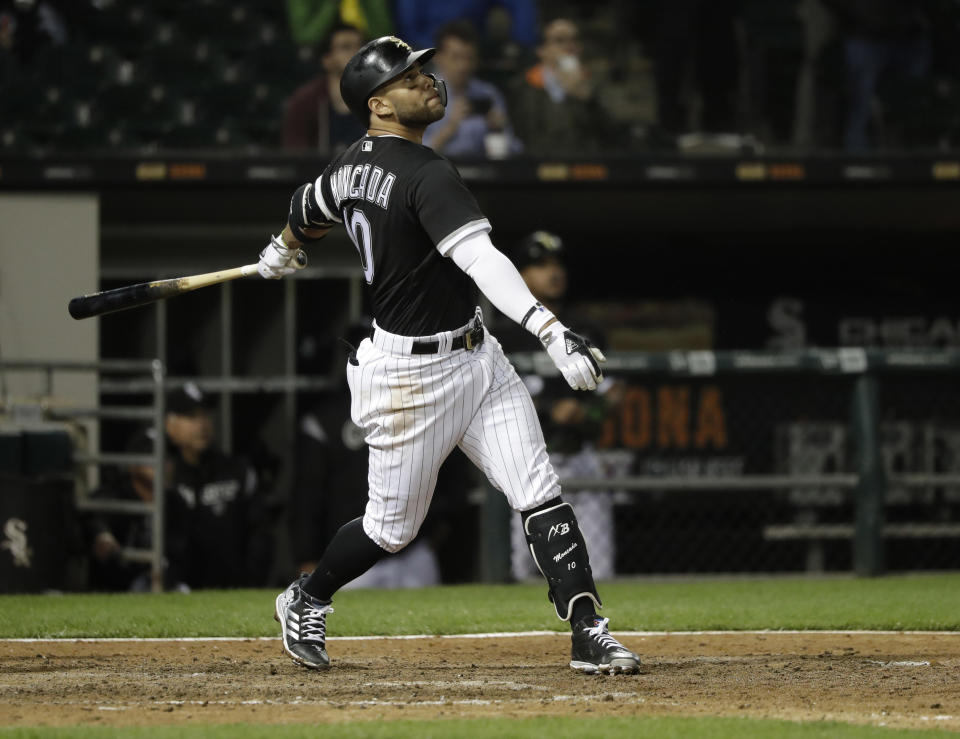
[425,73,447,108]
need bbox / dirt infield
[2,632,959,731]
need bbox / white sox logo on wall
[1,518,33,568]
[547,522,570,541]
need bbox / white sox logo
[384,36,412,53]
[547,522,570,541]
[1,518,33,568]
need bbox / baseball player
[262,36,639,675]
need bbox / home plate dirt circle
[2,632,958,730]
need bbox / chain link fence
[497,349,960,578]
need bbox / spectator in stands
[822,0,933,151]
[282,21,367,154]
[393,0,538,52]
[495,231,626,583]
[0,0,67,67]
[652,0,740,147]
[476,4,528,91]
[285,0,392,47]
[508,17,617,156]
[792,0,844,150]
[423,20,521,159]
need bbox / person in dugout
[87,384,273,590]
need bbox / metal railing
[0,358,167,591]
[482,347,960,579]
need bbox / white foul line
[2,629,960,643]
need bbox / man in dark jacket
[163,384,269,588]
[823,0,932,151]
[281,22,367,153]
[508,17,617,155]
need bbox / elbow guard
[288,182,333,242]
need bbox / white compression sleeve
[447,231,555,335]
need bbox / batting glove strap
[520,301,556,337]
[258,235,307,279]
[541,322,606,391]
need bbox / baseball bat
[68,251,307,320]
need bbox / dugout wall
[1,155,959,583]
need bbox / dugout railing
[487,347,960,580]
[0,358,167,591]
[0,357,342,593]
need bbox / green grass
[0,573,958,639]
[3,577,958,737]
[1,717,958,738]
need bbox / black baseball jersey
[315,134,491,336]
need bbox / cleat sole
[570,660,600,674]
[570,659,640,675]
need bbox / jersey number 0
[345,207,375,284]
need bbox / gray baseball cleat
[570,616,640,674]
[274,574,334,669]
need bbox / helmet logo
[384,36,412,53]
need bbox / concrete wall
[0,195,98,407]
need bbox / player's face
[374,64,445,126]
[165,409,214,457]
[522,257,567,302]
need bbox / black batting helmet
[511,230,565,270]
[340,36,436,122]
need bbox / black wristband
[520,302,541,329]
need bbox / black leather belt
[411,324,485,354]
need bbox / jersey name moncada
[315,135,491,337]
[327,162,397,211]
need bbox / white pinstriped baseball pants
[346,312,560,553]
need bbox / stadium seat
[0,125,39,154]
[91,2,159,53]
[55,124,111,153]
[96,83,155,122]
[155,123,219,151]
[143,40,213,87]
[0,78,49,122]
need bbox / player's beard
[397,99,445,127]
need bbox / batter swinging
[261,36,639,675]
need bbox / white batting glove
[541,322,606,391]
[258,235,307,279]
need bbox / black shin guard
[303,518,388,601]
[523,500,602,621]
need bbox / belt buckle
[465,326,483,350]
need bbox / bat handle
[238,251,306,277]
